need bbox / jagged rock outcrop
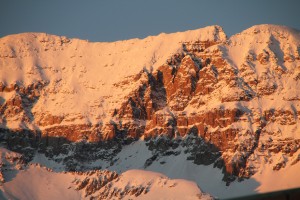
[0,147,25,184]
[72,169,213,200]
[106,25,300,181]
[74,170,119,197]
[0,25,300,184]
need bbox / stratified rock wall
[1,25,300,182]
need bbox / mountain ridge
[0,25,226,43]
[1,24,300,199]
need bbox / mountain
[0,24,300,199]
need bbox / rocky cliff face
[0,24,300,187]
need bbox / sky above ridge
[0,0,299,42]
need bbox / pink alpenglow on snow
[0,24,300,199]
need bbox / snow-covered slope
[0,163,213,200]
[1,24,300,199]
[99,139,300,198]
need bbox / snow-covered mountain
[0,24,300,199]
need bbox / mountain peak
[234,24,300,40]
[247,24,300,32]
[1,24,300,199]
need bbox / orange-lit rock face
[1,25,300,181]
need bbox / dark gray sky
[0,0,299,42]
